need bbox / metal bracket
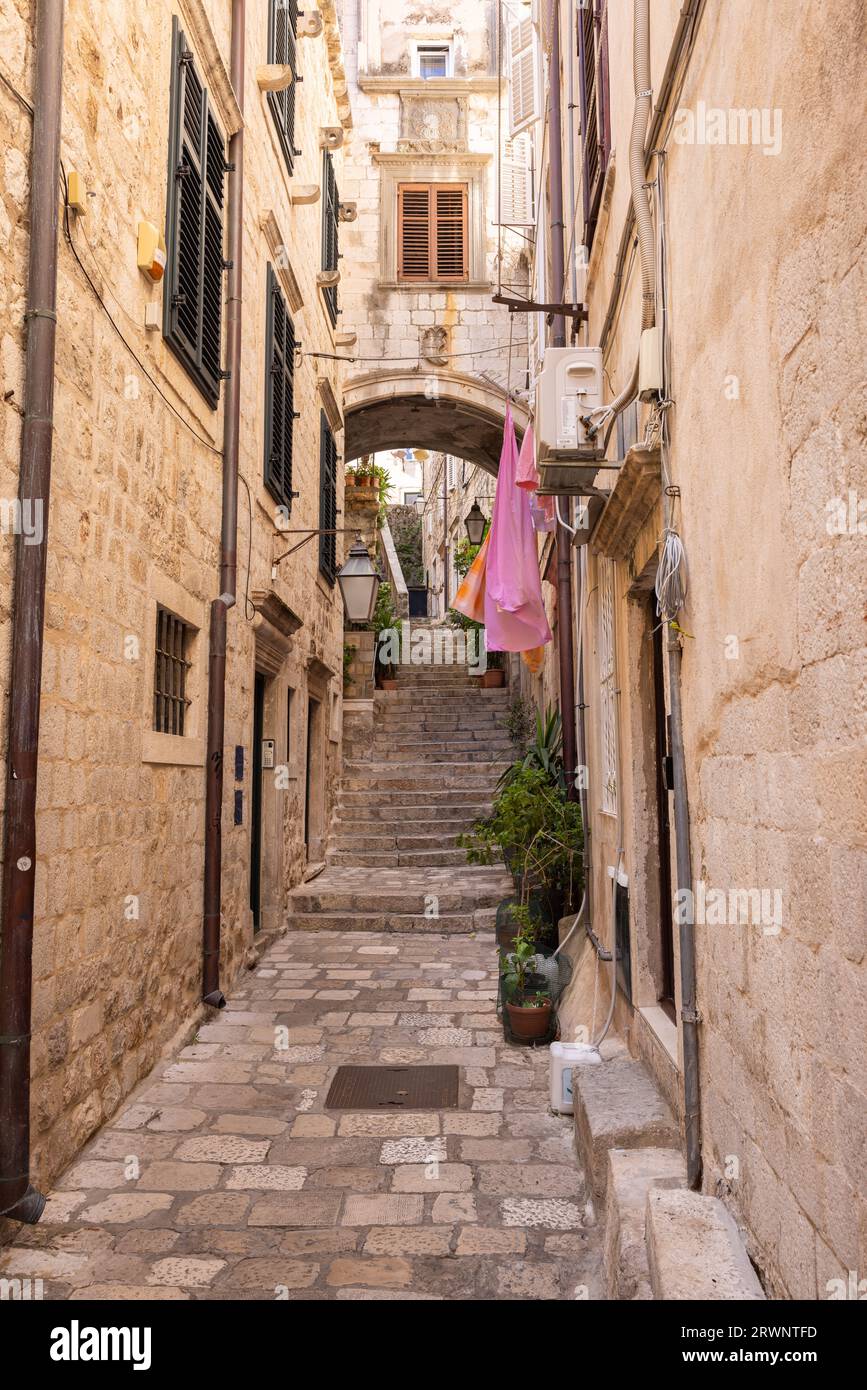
[681,1006,702,1025]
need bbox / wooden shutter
[268,0,299,175]
[398,185,432,280]
[499,134,534,226]
[507,13,539,136]
[398,185,468,282]
[164,19,225,408]
[318,412,338,584]
[434,186,468,280]
[578,0,611,250]
[264,265,297,513]
[321,150,339,324]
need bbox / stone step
[646,1190,766,1300]
[338,788,495,807]
[333,815,483,834]
[285,908,497,934]
[374,691,510,705]
[329,832,466,851]
[573,1058,681,1203]
[603,1148,687,1300]
[340,770,507,791]
[343,744,511,763]
[287,881,507,914]
[325,848,473,868]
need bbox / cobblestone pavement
[1,930,603,1300]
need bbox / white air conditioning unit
[535,347,604,493]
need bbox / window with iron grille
[598,557,618,815]
[153,606,193,735]
[268,0,299,176]
[163,18,226,408]
[577,0,611,251]
[397,184,468,282]
[264,264,298,513]
[318,411,338,584]
[321,151,340,325]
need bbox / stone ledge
[603,1147,686,1300]
[646,1189,766,1300]
[591,444,662,561]
[573,1057,680,1201]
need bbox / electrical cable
[0,67,33,115]
[60,172,223,459]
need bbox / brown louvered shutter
[578,0,611,251]
[398,185,431,280]
[398,184,468,283]
[264,265,297,514]
[434,186,468,280]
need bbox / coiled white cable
[655,528,687,620]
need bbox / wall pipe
[202,0,245,1009]
[0,0,65,1223]
[668,633,701,1187]
[548,1,578,801]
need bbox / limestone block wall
[339,0,528,404]
[0,0,350,1199]
[529,0,866,1296]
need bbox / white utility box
[549,1040,602,1114]
[535,347,604,494]
[535,347,603,457]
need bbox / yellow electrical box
[67,170,86,214]
[137,220,167,283]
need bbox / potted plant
[370,581,398,689]
[479,650,505,688]
[356,456,376,488]
[500,917,553,1042]
[344,466,358,488]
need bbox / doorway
[250,672,265,932]
[305,695,325,860]
[649,593,676,1017]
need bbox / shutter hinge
[176,161,190,179]
[225,160,236,173]
[219,369,232,381]
[292,411,301,420]
[179,49,193,66]
[222,259,234,271]
[172,293,187,308]
[293,148,302,158]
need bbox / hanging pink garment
[515,423,539,491]
[530,491,557,533]
[484,407,553,653]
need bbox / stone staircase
[286,626,514,933]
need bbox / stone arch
[342,371,528,475]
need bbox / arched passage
[343,371,528,474]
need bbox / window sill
[380,280,491,292]
[142,731,205,767]
[638,1004,679,1067]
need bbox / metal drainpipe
[0,0,65,1224]
[202,0,245,1009]
[667,631,701,1187]
[548,3,578,800]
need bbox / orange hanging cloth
[452,532,489,625]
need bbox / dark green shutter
[164,18,226,407]
[318,412,338,584]
[321,151,339,326]
[264,265,297,513]
[268,0,299,175]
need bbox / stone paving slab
[0,931,602,1301]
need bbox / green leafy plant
[371,462,393,523]
[504,694,536,752]
[453,535,483,580]
[497,705,564,790]
[342,641,353,692]
[459,765,583,905]
[370,581,398,681]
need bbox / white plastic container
[549,1041,602,1114]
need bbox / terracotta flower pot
[344,474,357,487]
[479,668,505,688]
[506,998,553,1042]
[380,677,398,690]
[357,474,375,488]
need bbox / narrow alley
[5,928,600,1300]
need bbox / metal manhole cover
[325,1065,460,1110]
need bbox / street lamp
[464,501,487,546]
[413,494,425,516]
[337,538,381,623]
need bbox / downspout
[0,0,65,1224]
[202,0,245,1009]
[548,1,578,800]
[668,631,700,1187]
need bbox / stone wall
[527,0,866,1296]
[0,0,350,1205]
